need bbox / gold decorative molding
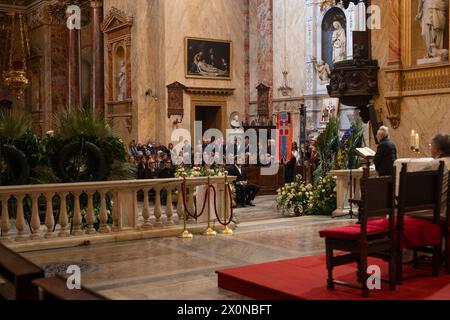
[386,99,401,129]
[184,87,235,96]
[384,62,450,98]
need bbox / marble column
[67,15,82,109]
[91,0,105,114]
[256,0,273,121]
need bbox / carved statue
[118,61,126,101]
[314,60,331,83]
[332,21,347,64]
[416,0,449,59]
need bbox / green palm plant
[314,116,340,183]
[54,107,113,142]
[0,110,32,142]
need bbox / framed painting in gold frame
[185,37,232,80]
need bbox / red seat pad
[319,224,386,240]
[367,217,442,248]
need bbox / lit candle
[415,133,420,152]
[410,130,415,150]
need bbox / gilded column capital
[90,0,103,9]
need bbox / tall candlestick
[415,133,420,152]
[410,130,415,150]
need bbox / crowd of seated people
[127,137,289,207]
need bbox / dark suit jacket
[374,137,397,176]
[226,165,247,182]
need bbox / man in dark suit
[374,126,398,176]
[226,156,260,207]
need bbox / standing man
[374,126,398,176]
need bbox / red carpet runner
[216,255,450,300]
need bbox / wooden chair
[0,243,44,300]
[319,168,396,297]
[33,275,107,300]
[396,162,445,284]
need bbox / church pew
[0,243,44,300]
[33,275,107,300]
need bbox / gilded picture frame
[185,37,232,80]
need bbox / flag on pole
[277,112,293,162]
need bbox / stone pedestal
[329,168,376,218]
[195,184,225,224]
[417,56,448,65]
[117,190,138,230]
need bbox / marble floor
[21,196,355,300]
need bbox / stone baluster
[45,192,55,238]
[86,192,96,234]
[176,185,184,223]
[153,188,162,227]
[72,192,83,236]
[1,195,10,240]
[30,194,41,240]
[142,188,152,228]
[112,191,120,231]
[165,186,174,226]
[99,191,111,233]
[58,192,70,237]
[187,186,196,224]
[15,194,26,241]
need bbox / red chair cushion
[367,217,442,248]
[400,217,442,248]
[319,224,386,240]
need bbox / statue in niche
[416,0,449,59]
[332,21,347,64]
[314,60,331,84]
[117,61,126,101]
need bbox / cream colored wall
[163,0,247,145]
[372,0,450,158]
[273,0,305,100]
[104,0,247,145]
[249,0,258,106]
[103,0,161,144]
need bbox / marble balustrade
[0,176,235,247]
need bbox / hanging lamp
[2,0,30,99]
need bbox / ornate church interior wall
[303,1,369,139]
[372,0,450,158]
[163,0,247,145]
[272,0,306,144]
[103,0,247,146]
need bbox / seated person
[158,159,175,179]
[226,155,260,207]
[428,133,450,217]
[145,159,158,179]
